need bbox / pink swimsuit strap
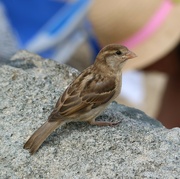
[121,0,173,48]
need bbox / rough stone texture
[0,51,180,178]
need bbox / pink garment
[121,0,173,48]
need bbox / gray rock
[0,51,179,179]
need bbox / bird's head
[95,44,137,73]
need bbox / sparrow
[23,44,136,154]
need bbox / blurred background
[0,0,180,128]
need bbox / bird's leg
[89,119,120,126]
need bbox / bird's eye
[116,50,122,55]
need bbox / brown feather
[23,121,62,154]
[49,72,116,121]
[23,44,136,154]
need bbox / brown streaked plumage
[23,44,137,154]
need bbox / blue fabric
[1,0,65,45]
[1,0,99,60]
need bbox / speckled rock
[0,51,179,179]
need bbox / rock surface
[0,51,179,178]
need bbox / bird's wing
[48,74,116,121]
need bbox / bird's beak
[125,51,137,59]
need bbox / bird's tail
[23,121,61,154]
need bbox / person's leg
[157,74,180,128]
[143,43,180,128]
